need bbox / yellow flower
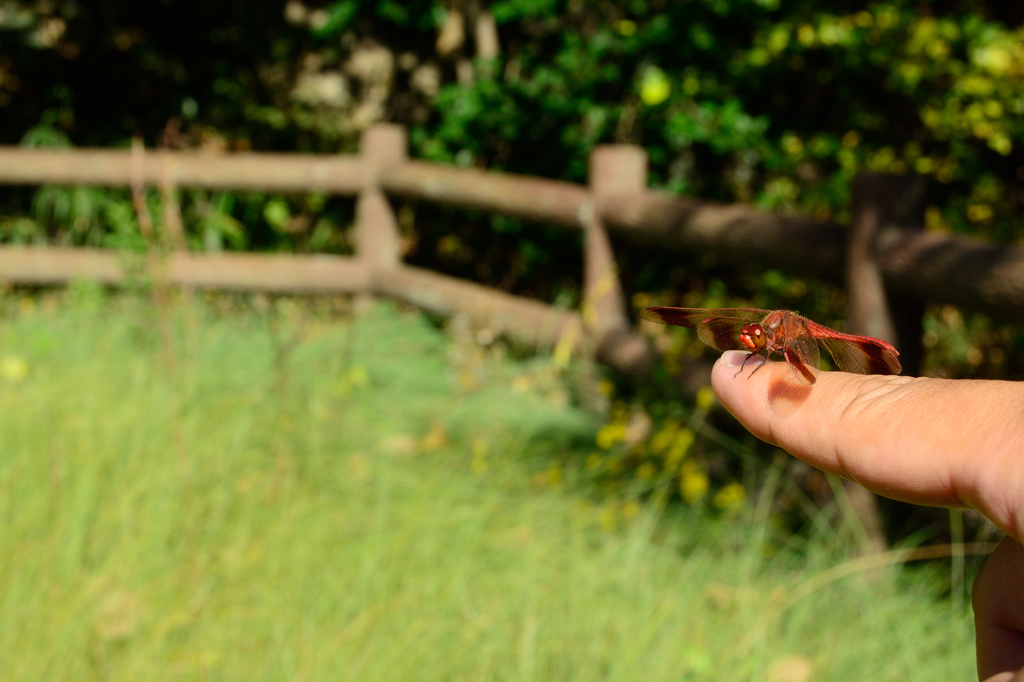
[511,374,533,393]
[419,423,448,452]
[919,107,941,130]
[552,322,579,370]
[640,67,671,106]
[989,133,1012,156]
[854,11,873,28]
[696,385,716,411]
[767,25,790,53]
[631,292,652,310]
[984,100,1004,119]
[471,454,488,474]
[599,506,617,531]
[967,204,994,223]
[781,134,804,157]
[925,206,949,231]
[797,24,815,46]
[875,8,898,29]
[334,365,369,397]
[649,421,680,454]
[926,39,950,61]
[0,355,28,383]
[532,465,562,488]
[596,423,627,450]
[714,482,746,512]
[665,429,694,465]
[973,45,1011,74]
[680,463,709,503]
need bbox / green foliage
[20,123,72,149]
[416,2,1024,242]
[4,0,1024,254]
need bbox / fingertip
[711,351,748,397]
[716,350,765,373]
[711,351,776,441]
[711,351,760,396]
[980,673,1017,682]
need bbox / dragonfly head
[738,323,766,352]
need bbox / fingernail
[720,350,764,369]
[981,672,1015,682]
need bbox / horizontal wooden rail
[600,194,1024,322]
[168,252,372,292]
[0,246,585,352]
[371,265,580,349]
[0,246,368,291]
[0,247,373,291]
[0,148,368,194]
[0,246,123,284]
[382,160,589,227]
[0,146,1022,321]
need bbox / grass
[0,289,976,680]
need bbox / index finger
[710,350,1024,542]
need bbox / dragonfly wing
[640,308,768,351]
[817,336,902,376]
[639,307,713,327]
[640,307,766,327]
[694,316,753,351]
[780,315,820,384]
[800,319,902,376]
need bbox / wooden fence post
[586,146,651,375]
[586,146,643,336]
[848,172,927,375]
[356,124,405,272]
[844,171,928,557]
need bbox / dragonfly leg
[734,351,765,378]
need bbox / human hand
[709,350,1024,682]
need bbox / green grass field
[0,290,975,680]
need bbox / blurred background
[0,0,1020,679]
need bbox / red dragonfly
[640,307,901,384]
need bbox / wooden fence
[1,123,1023,381]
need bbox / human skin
[709,350,1024,682]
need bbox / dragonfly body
[640,307,901,384]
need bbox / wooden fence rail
[0,123,1022,384]
[3,129,1023,323]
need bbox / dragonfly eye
[738,323,766,352]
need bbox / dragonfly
[639,307,902,384]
